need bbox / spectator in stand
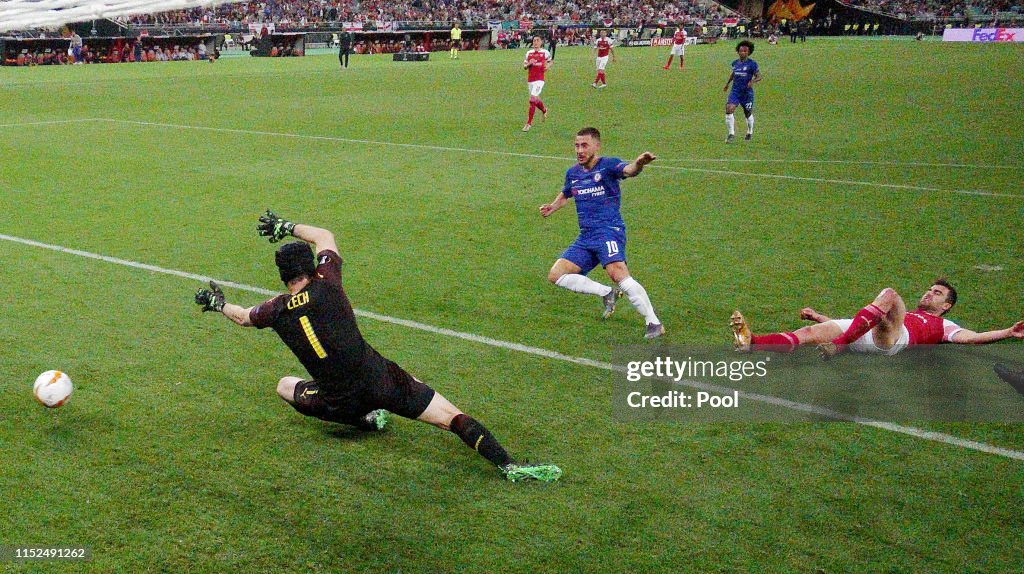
[70,31,82,64]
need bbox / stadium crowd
[4,39,215,66]
[840,0,1022,19]
[127,0,730,28]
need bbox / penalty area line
[1,232,1023,462]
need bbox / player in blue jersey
[723,40,761,143]
[539,127,664,339]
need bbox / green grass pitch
[1,37,1022,572]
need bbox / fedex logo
[972,28,1016,42]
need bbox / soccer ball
[33,370,73,408]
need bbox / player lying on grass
[193,211,561,483]
[730,279,1024,357]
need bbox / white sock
[725,113,735,136]
[746,115,754,135]
[555,274,613,297]
[618,276,660,325]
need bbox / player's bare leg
[276,376,303,403]
[725,103,737,143]
[819,288,906,359]
[417,391,561,482]
[871,289,907,349]
[548,258,620,318]
[605,261,663,338]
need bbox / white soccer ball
[33,370,73,408]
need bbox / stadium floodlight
[0,0,247,33]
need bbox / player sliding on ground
[193,211,561,483]
[540,127,665,339]
[730,279,1024,357]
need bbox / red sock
[665,56,673,67]
[594,72,601,83]
[527,100,536,124]
[751,332,799,353]
[535,99,547,113]
[831,304,884,345]
[599,71,606,84]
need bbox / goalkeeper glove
[195,281,226,312]
[257,210,296,243]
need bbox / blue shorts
[560,227,626,275]
[727,90,754,113]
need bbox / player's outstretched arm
[539,193,568,217]
[257,210,338,254]
[951,321,1024,344]
[195,281,253,327]
[622,152,656,177]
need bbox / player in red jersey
[663,26,686,70]
[591,29,615,88]
[730,279,1024,357]
[522,36,552,132]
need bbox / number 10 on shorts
[606,241,619,256]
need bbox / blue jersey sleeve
[607,157,627,180]
[752,60,759,76]
[561,169,573,198]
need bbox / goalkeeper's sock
[752,332,799,353]
[725,113,736,136]
[450,414,514,468]
[555,274,613,297]
[831,304,884,346]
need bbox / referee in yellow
[450,23,462,59]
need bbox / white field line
[2,232,1023,462]
[4,117,1019,198]
[0,118,100,128]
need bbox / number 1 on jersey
[299,316,328,359]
